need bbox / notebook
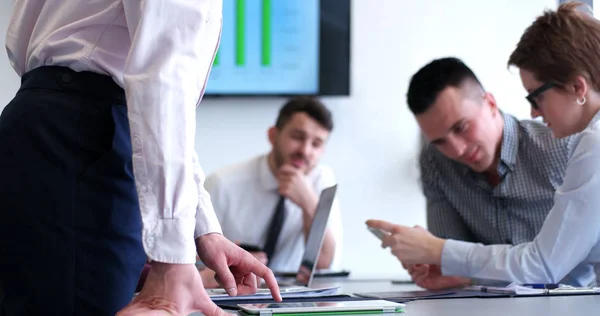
[355,283,600,303]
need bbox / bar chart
[206,0,320,95]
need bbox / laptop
[275,184,337,288]
[207,185,338,296]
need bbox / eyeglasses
[526,82,558,110]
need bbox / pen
[476,286,517,295]
[523,284,559,289]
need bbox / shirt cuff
[441,239,474,277]
[194,201,223,239]
[144,218,196,264]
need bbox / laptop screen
[295,185,337,287]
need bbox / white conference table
[193,278,600,316]
[326,278,600,316]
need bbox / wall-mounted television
[204,0,351,97]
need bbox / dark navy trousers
[0,66,146,315]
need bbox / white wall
[0,0,557,280]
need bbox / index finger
[366,219,401,233]
[247,260,282,302]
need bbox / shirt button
[147,236,155,246]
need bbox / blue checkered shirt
[420,112,596,286]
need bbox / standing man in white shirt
[200,97,343,286]
[0,1,281,316]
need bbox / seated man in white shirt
[200,97,343,286]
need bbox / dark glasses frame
[526,82,558,110]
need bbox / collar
[585,108,600,130]
[258,154,279,191]
[498,112,519,172]
[459,111,519,176]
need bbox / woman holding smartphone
[368,1,600,286]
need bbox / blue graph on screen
[205,0,320,95]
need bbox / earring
[577,96,587,105]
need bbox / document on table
[207,286,341,301]
[463,283,600,296]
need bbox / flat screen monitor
[204,0,350,96]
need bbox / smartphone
[239,243,262,252]
[367,226,390,240]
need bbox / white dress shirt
[5,0,223,264]
[204,154,344,272]
[441,110,600,286]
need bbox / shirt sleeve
[193,151,223,240]
[121,0,223,264]
[202,171,229,225]
[441,131,600,285]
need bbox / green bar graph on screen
[213,51,220,66]
[261,0,272,66]
[235,0,245,66]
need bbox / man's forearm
[302,213,313,238]
[301,195,319,238]
[316,229,336,269]
[299,193,335,268]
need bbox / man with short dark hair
[200,97,343,285]
[369,57,597,288]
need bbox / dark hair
[406,57,484,115]
[275,96,334,131]
[508,2,600,91]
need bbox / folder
[354,283,600,303]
